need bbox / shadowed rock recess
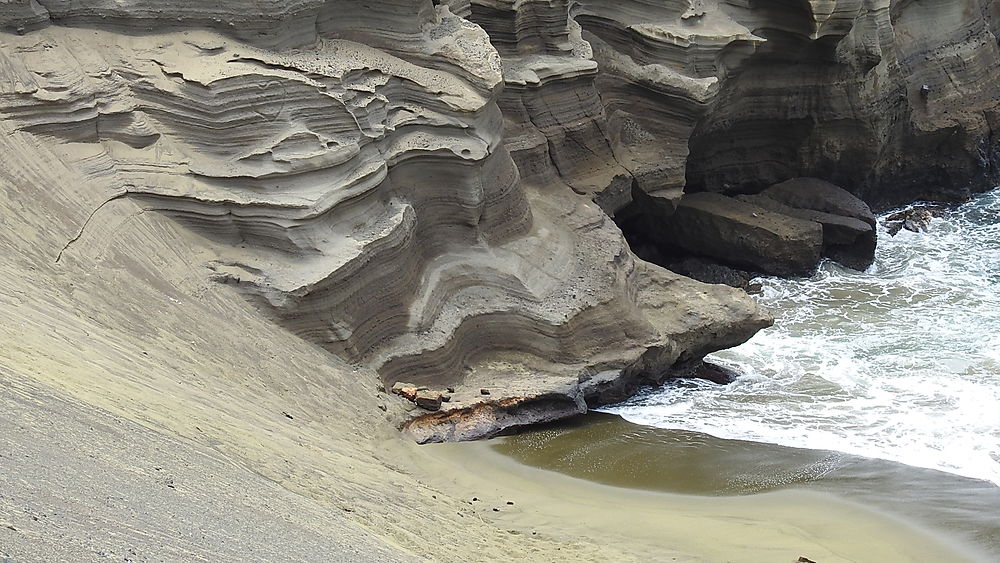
[1,0,996,442]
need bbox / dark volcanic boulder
[739,196,876,270]
[666,257,753,289]
[670,360,744,385]
[885,206,941,235]
[658,192,823,277]
[756,178,877,270]
[761,178,877,227]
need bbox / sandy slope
[0,369,411,562]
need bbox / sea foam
[606,190,1000,486]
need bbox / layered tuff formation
[1,0,996,441]
[467,0,999,212]
[0,3,769,443]
[686,0,1000,210]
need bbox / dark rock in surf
[666,359,743,385]
[666,257,753,289]
[885,206,941,235]
[654,192,824,277]
[694,361,742,384]
[740,178,877,270]
[682,360,743,385]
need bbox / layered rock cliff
[0,2,770,443]
[465,0,999,213]
[1,0,996,442]
[686,0,1000,210]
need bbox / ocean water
[605,190,1000,486]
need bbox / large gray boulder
[658,192,824,277]
[650,178,877,277]
[762,178,877,227]
[740,178,877,270]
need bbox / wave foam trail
[606,190,1000,485]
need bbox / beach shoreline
[415,414,990,562]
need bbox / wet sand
[423,412,998,561]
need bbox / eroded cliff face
[688,0,1000,210]
[1,0,994,441]
[464,0,999,213]
[0,1,771,443]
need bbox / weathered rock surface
[0,3,771,443]
[654,192,825,277]
[0,0,993,442]
[740,193,876,271]
[685,0,1000,210]
[465,0,762,212]
[467,0,999,217]
[741,178,878,270]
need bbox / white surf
[606,190,1000,486]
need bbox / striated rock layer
[686,0,1000,210]
[0,3,769,443]
[466,0,997,278]
[465,0,999,214]
[1,0,995,442]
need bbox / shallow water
[493,414,1000,557]
[606,190,1000,486]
